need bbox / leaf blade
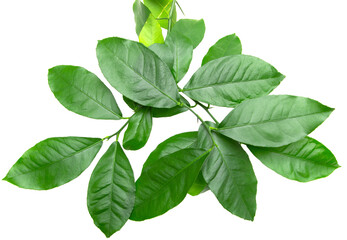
[203,133,257,221]
[218,95,334,147]
[4,137,103,190]
[123,107,153,150]
[87,142,135,238]
[143,131,197,169]
[130,148,209,221]
[97,37,180,108]
[139,14,164,47]
[184,55,285,107]
[248,137,340,182]
[202,34,242,65]
[170,19,206,49]
[48,65,122,120]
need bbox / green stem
[103,119,130,141]
[176,1,185,15]
[194,101,219,125]
[182,103,217,146]
[168,0,177,32]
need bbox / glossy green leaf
[143,131,197,168]
[202,34,242,65]
[144,0,177,29]
[139,14,164,47]
[48,65,122,120]
[149,43,174,69]
[165,32,193,82]
[133,0,151,36]
[87,142,135,238]
[188,122,217,196]
[183,55,285,107]
[170,19,206,49]
[124,95,189,118]
[97,37,180,108]
[130,148,209,221]
[248,137,340,182]
[4,137,102,190]
[123,107,153,150]
[218,95,334,147]
[203,132,257,221]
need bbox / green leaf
[123,95,189,118]
[87,142,135,238]
[144,0,177,29]
[183,55,285,107]
[218,95,334,147]
[97,37,180,108]
[202,132,257,221]
[165,31,193,82]
[123,107,153,150]
[248,137,340,182]
[149,43,174,69]
[202,34,242,66]
[143,131,197,169]
[4,137,102,190]
[48,65,122,120]
[139,14,164,47]
[188,122,217,196]
[170,19,206,49]
[130,148,210,221]
[133,0,151,36]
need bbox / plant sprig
[4,0,339,238]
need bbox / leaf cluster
[4,0,339,238]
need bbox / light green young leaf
[218,95,334,147]
[248,137,340,182]
[202,34,242,65]
[123,107,153,150]
[202,132,257,221]
[171,19,206,49]
[4,137,102,190]
[130,148,209,221]
[97,37,180,108]
[48,65,122,120]
[143,131,197,168]
[87,142,135,238]
[183,55,285,107]
[139,14,164,47]
[165,32,193,82]
[144,0,177,29]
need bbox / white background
[0,0,346,239]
